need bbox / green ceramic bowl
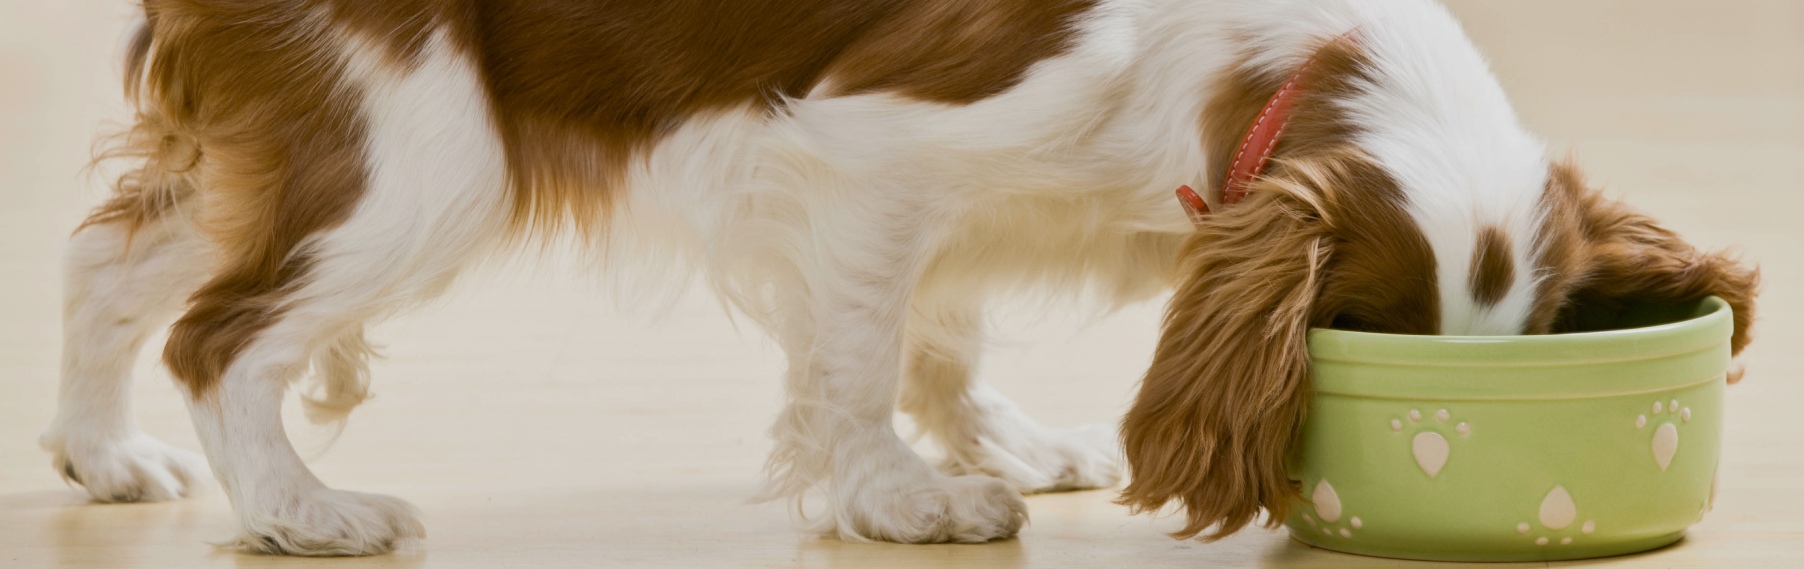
[1286,297,1731,562]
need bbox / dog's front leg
[899,289,1121,495]
[755,206,1026,544]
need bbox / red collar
[1177,34,1354,224]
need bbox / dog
[44,0,1756,555]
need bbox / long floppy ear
[1545,163,1760,358]
[1118,180,1332,540]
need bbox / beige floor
[2,1,1801,567]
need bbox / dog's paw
[42,432,210,503]
[940,422,1121,494]
[232,488,424,556]
[841,474,1026,543]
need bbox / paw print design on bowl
[1517,485,1596,546]
[1299,479,1363,539]
[1390,408,1470,478]
[1638,398,1691,471]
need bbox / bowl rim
[1308,296,1730,367]
[1305,297,1732,400]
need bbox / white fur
[44,211,213,502]
[55,0,1557,551]
[687,6,1185,542]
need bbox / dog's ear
[1118,179,1332,540]
[1543,163,1760,358]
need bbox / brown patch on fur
[331,0,1095,236]
[113,2,375,397]
[1528,162,1758,358]
[1470,226,1515,307]
[825,0,1096,101]
[1121,36,1440,541]
[1312,159,1439,336]
[78,125,198,237]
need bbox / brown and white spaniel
[45,0,1756,555]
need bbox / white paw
[941,422,1121,494]
[41,432,210,503]
[841,475,1026,543]
[233,488,424,556]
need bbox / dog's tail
[78,14,193,239]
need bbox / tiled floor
[1,1,1800,567]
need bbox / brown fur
[320,0,1095,236]
[1312,159,1439,335]
[1198,54,1288,199]
[1120,36,1439,541]
[465,0,1093,236]
[108,2,376,398]
[78,120,197,238]
[76,20,188,237]
[1470,226,1515,307]
[825,0,1096,101]
[1118,172,1334,541]
[1529,161,1758,356]
[94,0,1092,398]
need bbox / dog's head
[1118,37,1758,541]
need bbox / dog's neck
[1177,29,1361,223]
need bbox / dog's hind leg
[163,35,511,555]
[43,186,214,503]
[899,283,1121,494]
